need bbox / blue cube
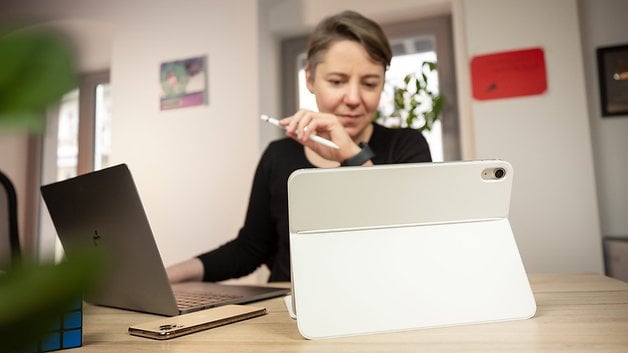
[28,298,83,352]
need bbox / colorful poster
[160,55,207,110]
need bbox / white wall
[107,1,261,272]
[462,0,603,273]
[579,0,628,239]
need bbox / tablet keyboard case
[287,160,536,339]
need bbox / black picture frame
[597,44,628,117]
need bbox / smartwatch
[341,142,375,166]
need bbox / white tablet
[287,160,536,339]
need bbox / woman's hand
[279,110,362,162]
[166,258,204,284]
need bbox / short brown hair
[306,11,392,78]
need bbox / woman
[167,10,432,283]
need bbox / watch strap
[341,142,375,166]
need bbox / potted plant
[376,61,445,133]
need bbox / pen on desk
[260,114,340,150]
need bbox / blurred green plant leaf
[0,249,104,352]
[0,28,76,132]
[0,23,87,353]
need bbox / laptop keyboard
[174,290,241,310]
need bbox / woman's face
[306,40,385,140]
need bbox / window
[56,89,80,180]
[38,70,111,261]
[94,83,112,170]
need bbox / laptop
[286,160,536,339]
[40,163,289,316]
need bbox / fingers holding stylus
[284,110,314,141]
[280,110,360,162]
[284,110,333,144]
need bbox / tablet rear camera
[494,168,505,179]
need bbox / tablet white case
[287,160,536,339]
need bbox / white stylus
[260,114,340,150]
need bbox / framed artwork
[160,55,207,111]
[597,44,628,117]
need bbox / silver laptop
[40,163,289,316]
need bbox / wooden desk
[77,273,628,352]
